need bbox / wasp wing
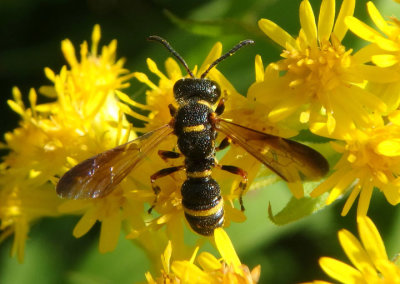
[215,119,329,182]
[56,124,174,199]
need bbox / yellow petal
[357,181,373,216]
[345,17,399,52]
[341,183,361,216]
[171,261,211,282]
[91,24,101,56]
[318,0,335,42]
[214,228,241,272]
[115,90,152,110]
[258,19,296,48]
[333,0,355,41]
[356,63,400,83]
[133,71,158,90]
[326,170,356,204]
[61,39,78,67]
[376,139,400,156]
[165,57,183,80]
[144,272,156,283]
[198,42,222,77]
[300,0,317,45]
[7,100,25,116]
[44,67,56,82]
[311,170,343,197]
[382,183,400,205]
[255,54,264,82]
[73,206,97,238]
[366,2,391,35]
[352,43,382,64]
[357,216,388,267]
[147,58,168,79]
[338,229,376,275]
[162,241,172,273]
[319,256,364,283]
[197,252,221,271]
[99,210,121,253]
[389,110,400,125]
[371,54,398,68]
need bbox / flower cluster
[146,229,260,284]
[250,0,400,217]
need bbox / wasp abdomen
[181,177,224,236]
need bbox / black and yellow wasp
[56,36,329,236]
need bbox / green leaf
[268,183,330,226]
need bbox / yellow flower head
[313,216,400,283]
[345,1,400,113]
[311,117,400,216]
[0,25,142,259]
[249,0,390,136]
[145,228,260,284]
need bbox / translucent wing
[56,124,174,199]
[215,119,329,182]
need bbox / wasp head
[173,78,221,105]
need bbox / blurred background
[1,0,400,283]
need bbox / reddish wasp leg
[216,136,232,151]
[215,98,225,116]
[148,165,185,213]
[158,150,182,162]
[218,165,248,211]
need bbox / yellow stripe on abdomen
[183,199,223,217]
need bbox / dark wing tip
[286,139,330,179]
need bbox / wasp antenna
[148,36,195,78]
[200,39,254,79]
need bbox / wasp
[56,36,329,236]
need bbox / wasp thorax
[173,78,221,105]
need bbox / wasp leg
[158,150,182,162]
[215,98,225,116]
[148,165,185,214]
[216,136,232,151]
[218,165,248,211]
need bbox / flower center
[280,35,351,99]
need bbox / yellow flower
[345,1,400,113]
[248,0,391,136]
[145,228,261,284]
[311,116,400,216]
[0,25,142,259]
[310,216,400,283]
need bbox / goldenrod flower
[145,228,260,284]
[311,115,400,216]
[248,0,390,136]
[309,216,400,283]
[0,25,141,259]
[345,1,400,113]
